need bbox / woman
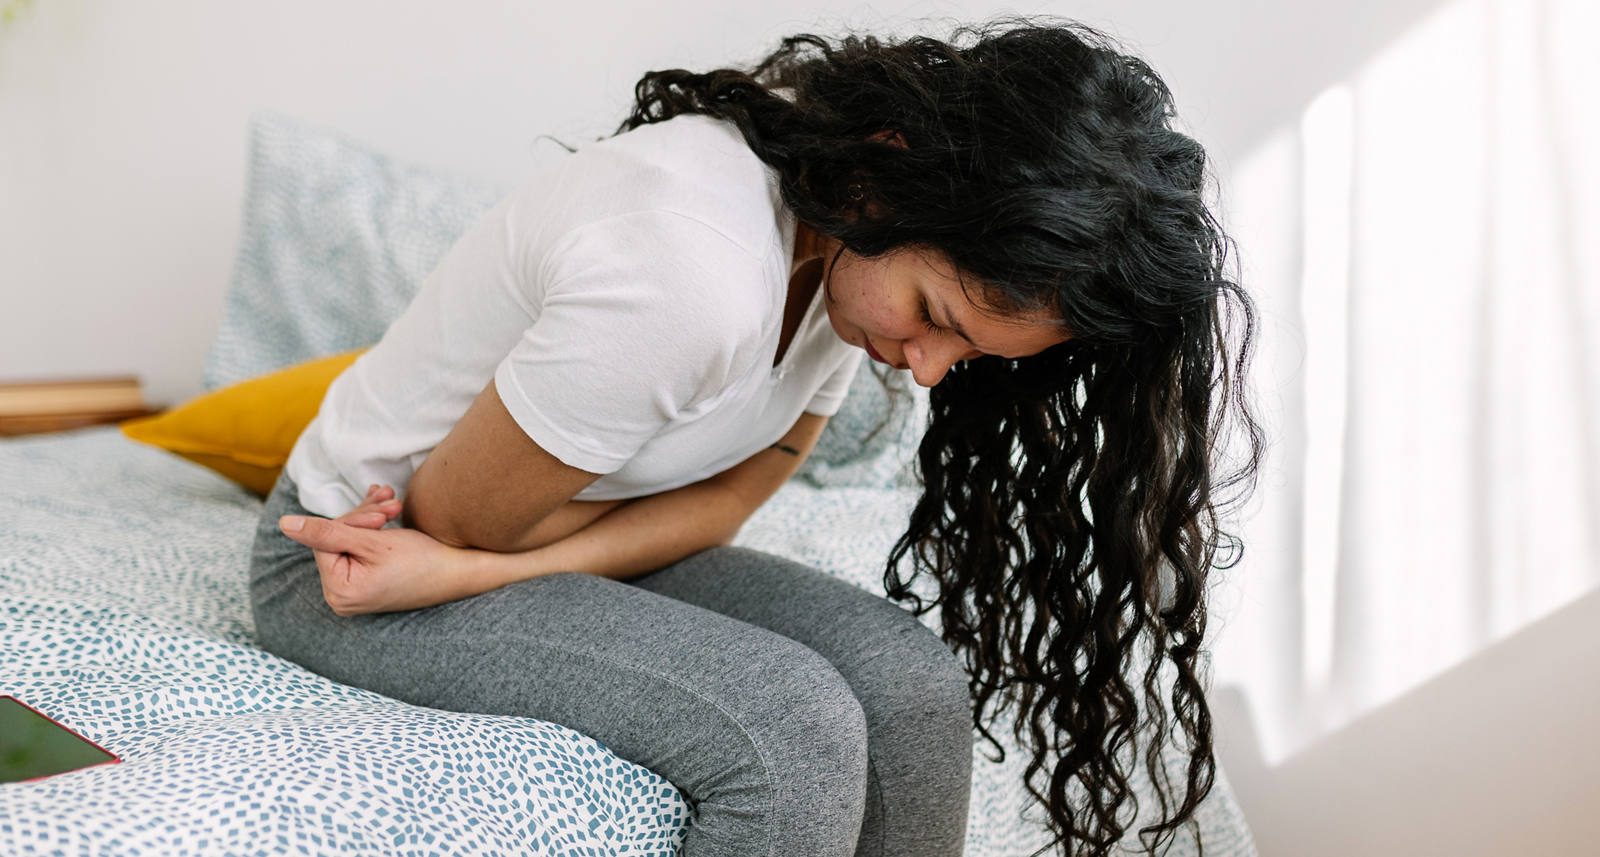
[249,16,1263,857]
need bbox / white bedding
[0,427,1255,856]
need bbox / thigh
[629,547,958,682]
[630,547,974,857]
[248,474,870,857]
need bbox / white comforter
[0,427,1255,856]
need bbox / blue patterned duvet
[0,427,1254,856]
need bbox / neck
[786,222,828,315]
[776,223,828,366]
[790,221,832,280]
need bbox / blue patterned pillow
[202,112,508,390]
[203,112,922,480]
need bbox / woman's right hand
[278,510,482,616]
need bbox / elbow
[408,501,529,553]
[402,468,522,552]
[399,488,473,550]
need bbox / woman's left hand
[336,483,405,530]
[278,485,481,617]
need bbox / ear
[868,129,908,149]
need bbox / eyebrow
[935,293,1065,360]
[934,296,982,350]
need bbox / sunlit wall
[1215,0,1599,763]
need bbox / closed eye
[919,299,942,334]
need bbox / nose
[902,336,975,387]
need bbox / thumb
[280,515,370,555]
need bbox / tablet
[0,695,120,784]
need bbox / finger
[280,515,377,556]
[347,497,403,521]
[311,547,360,613]
[352,496,401,514]
[339,497,399,521]
[312,546,349,585]
[340,510,389,529]
[335,505,377,527]
[337,495,393,514]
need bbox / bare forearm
[399,380,603,553]
[405,464,619,553]
[454,413,827,595]
[470,479,749,586]
[512,499,626,550]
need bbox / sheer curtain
[1211,0,1598,762]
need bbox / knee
[712,636,870,796]
[750,637,871,766]
[676,636,870,855]
[858,609,973,743]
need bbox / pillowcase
[122,350,366,496]
[201,112,507,391]
[202,111,924,485]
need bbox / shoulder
[537,209,774,386]
[542,209,769,315]
[547,114,785,260]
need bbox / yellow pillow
[121,349,368,496]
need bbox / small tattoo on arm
[769,443,801,457]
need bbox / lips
[863,339,888,364]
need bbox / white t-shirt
[285,113,862,519]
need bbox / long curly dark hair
[611,15,1265,856]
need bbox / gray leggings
[248,472,972,857]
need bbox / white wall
[1213,587,1600,856]
[0,0,1458,407]
[7,2,1585,855]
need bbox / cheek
[843,273,903,331]
[865,305,907,336]
[854,293,915,338]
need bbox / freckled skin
[783,129,1069,388]
[806,240,1071,387]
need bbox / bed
[0,112,1257,856]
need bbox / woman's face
[817,243,1071,387]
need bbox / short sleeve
[493,211,767,474]
[804,349,864,417]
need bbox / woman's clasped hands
[279,484,478,617]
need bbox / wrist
[464,543,549,593]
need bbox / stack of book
[0,377,160,437]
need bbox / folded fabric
[120,350,366,496]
